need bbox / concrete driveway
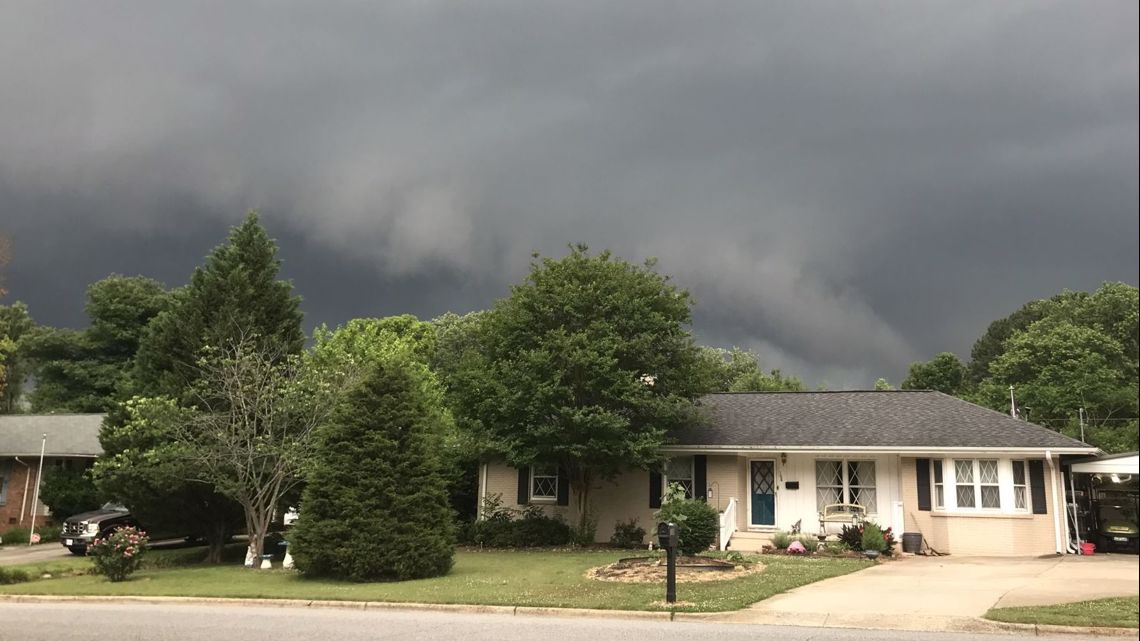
[0,543,73,567]
[719,554,1139,632]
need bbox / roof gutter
[661,445,1098,455]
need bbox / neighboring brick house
[0,414,104,533]
[480,391,1098,556]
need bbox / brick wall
[0,457,52,533]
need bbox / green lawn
[985,596,1139,629]
[0,549,868,612]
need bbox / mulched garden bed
[586,555,765,583]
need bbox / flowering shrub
[88,526,149,582]
[839,522,896,554]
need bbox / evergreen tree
[133,211,304,398]
[97,212,301,563]
[291,356,455,581]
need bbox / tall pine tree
[96,212,302,562]
[290,355,455,581]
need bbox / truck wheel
[68,547,87,556]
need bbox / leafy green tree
[874,378,895,391]
[37,464,100,521]
[173,336,352,568]
[697,346,804,392]
[290,355,455,581]
[21,276,168,412]
[456,246,706,539]
[923,282,1138,453]
[94,398,244,559]
[100,213,302,562]
[0,302,36,412]
[901,352,968,395]
[981,319,1137,436]
[967,295,1070,384]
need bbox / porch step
[726,530,774,553]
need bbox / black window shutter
[556,467,570,506]
[517,467,530,506]
[915,458,932,511]
[694,455,708,502]
[649,471,663,508]
[1028,460,1047,514]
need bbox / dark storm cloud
[1,1,1137,386]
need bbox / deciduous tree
[456,246,705,540]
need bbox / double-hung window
[1011,460,1029,511]
[815,460,877,512]
[664,456,695,499]
[933,460,945,509]
[530,465,558,502]
[952,459,1001,510]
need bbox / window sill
[931,510,1034,519]
[529,497,558,504]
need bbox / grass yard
[985,596,1139,629]
[0,548,868,612]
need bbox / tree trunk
[244,505,271,569]
[204,521,228,564]
[570,471,595,544]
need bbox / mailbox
[657,522,678,550]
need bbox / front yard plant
[289,355,455,581]
[469,498,572,548]
[88,526,149,582]
[655,483,719,555]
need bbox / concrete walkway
[716,554,1140,632]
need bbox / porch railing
[719,497,738,551]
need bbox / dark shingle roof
[0,414,105,457]
[671,391,1091,450]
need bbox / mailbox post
[656,522,678,604]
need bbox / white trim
[746,458,778,528]
[1070,455,1139,474]
[528,465,558,503]
[932,456,1037,516]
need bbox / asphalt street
[0,603,1096,641]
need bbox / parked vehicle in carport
[59,503,141,555]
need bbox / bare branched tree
[177,331,358,567]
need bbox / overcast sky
[1,1,1137,387]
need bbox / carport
[1069,452,1139,554]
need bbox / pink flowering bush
[88,526,149,582]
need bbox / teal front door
[750,460,776,527]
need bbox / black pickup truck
[59,503,140,555]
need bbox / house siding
[900,457,1060,556]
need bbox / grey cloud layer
[2,1,1137,385]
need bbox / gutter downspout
[1046,451,1064,555]
[477,463,488,521]
[14,456,31,525]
